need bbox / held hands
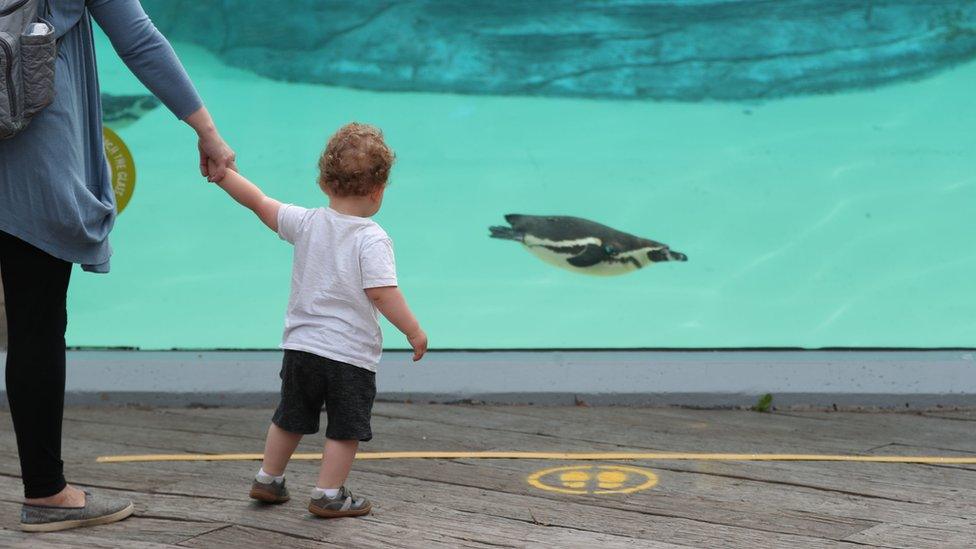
[408,329,428,362]
[205,157,223,179]
[199,129,236,183]
[184,106,236,183]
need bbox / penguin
[489,214,687,276]
[100,93,161,129]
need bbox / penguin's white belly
[520,236,646,276]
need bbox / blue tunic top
[0,0,201,272]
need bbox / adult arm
[214,169,281,232]
[364,287,427,361]
[89,0,235,180]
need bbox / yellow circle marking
[527,464,658,495]
[102,126,136,214]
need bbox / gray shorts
[272,350,377,441]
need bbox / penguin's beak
[648,248,687,262]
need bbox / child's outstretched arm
[364,286,428,361]
[213,167,282,232]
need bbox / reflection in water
[100,93,160,129]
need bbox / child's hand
[206,158,222,182]
[408,330,428,362]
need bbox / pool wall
[1,349,974,408]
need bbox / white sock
[311,486,340,499]
[255,468,284,484]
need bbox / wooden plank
[368,404,884,456]
[175,522,663,549]
[846,523,976,549]
[455,404,976,459]
[177,524,489,549]
[0,528,179,548]
[689,408,976,454]
[920,410,976,421]
[864,442,976,472]
[60,409,270,443]
[0,436,234,497]
[76,517,227,545]
[177,525,351,549]
[419,404,975,454]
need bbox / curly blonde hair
[318,123,395,197]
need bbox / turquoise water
[68,30,976,350]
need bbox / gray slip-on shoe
[308,486,371,518]
[249,477,290,503]
[21,490,134,533]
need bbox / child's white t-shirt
[277,205,397,372]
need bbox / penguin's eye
[603,245,616,255]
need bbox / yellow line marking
[95,452,976,464]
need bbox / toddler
[212,123,427,518]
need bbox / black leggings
[0,231,71,498]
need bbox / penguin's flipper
[566,244,608,268]
[489,225,523,242]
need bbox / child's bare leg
[317,438,358,488]
[261,423,303,475]
[250,424,299,503]
[308,438,371,517]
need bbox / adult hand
[184,106,236,182]
[198,130,236,182]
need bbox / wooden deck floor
[1,404,975,548]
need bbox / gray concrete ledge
[1,349,975,408]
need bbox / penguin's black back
[505,214,657,250]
